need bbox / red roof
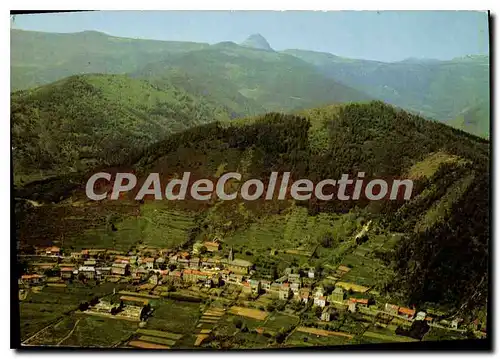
[60,267,74,272]
[349,298,369,305]
[398,307,416,316]
[22,274,43,279]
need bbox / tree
[233,318,243,329]
[79,302,89,311]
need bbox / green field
[146,299,201,335]
[59,315,138,347]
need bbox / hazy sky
[11,11,489,62]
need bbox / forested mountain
[284,49,490,135]
[11,73,230,181]
[11,29,209,90]
[132,42,372,115]
[11,29,489,137]
[15,102,489,316]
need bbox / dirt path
[57,318,81,346]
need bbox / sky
[11,11,489,62]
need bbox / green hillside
[11,73,229,181]
[447,100,490,138]
[15,102,489,315]
[284,49,490,129]
[133,42,372,116]
[11,29,209,90]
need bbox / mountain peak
[241,33,273,51]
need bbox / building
[226,258,253,274]
[83,260,97,267]
[348,301,357,313]
[111,263,130,276]
[204,241,221,252]
[149,274,159,285]
[260,280,271,292]
[279,283,291,300]
[415,311,427,321]
[308,268,315,279]
[249,279,261,295]
[60,267,74,280]
[189,257,201,269]
[348,298,369,308]
[78,266,96,279]
[241,281,252,294]
[21,274,45,285]
[288,273,301,284]
[141,257,155,270]
[290,282,301,295]
[314,296,327,308]
[321,307,334,321]
[330,287,345,303]
[168,270,183,283]
[314,286,324,299]
[385,303,399,316]
[398,307,416,320]
[45,246,60,256]
[299,289,310,304]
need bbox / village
[17,232,486,349]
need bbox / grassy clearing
[137,336,176,346]
[146,299,201,334]
[229,306,268,320]
[264,313,298,332]
[60,315,137,347]
[136,328,182,340]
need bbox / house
[83,260,97,267]
[321,307,334,321]
[241,281,252,294]
[168,270,182,283]
[149,274,159,285]
[299,289,310,304]
[330,287,345,303]
[314,286,324,299]
[60,267,74,280]
[290,282,301,295]
[348,301,357,313]
[204,241,221,252]
[249,279,261,295]
[111,263,130,276]
[385,303,399,316]
[288,273,301,284]
[88,249,106,258]
[398,307,416,320]
[156,257,166,267]
[21,274,45,285]
[97,267,111,276]
[415,311,427,321]
[78,266,96,279]
[308,268,315,279]
[227,258,253,274]
[348,298,369,308]
[451,318,462,329]
[228,273,244,284]
[279,283,291,300]
[45,246,60,256]
[70,251,83,260]
[141,257,155,270]
[260,280,271,292]
[314,296,327,308]
[189,257,201,269]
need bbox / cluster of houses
[19,242,255,290]
[20,242,474,333]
